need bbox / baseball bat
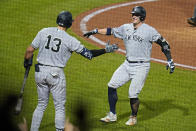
[15,55,33,115]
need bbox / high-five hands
[83,29,118,53]
[105,41,119,53]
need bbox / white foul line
[80,0,196,70]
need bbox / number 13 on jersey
[45,35,62,52]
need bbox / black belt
[35,63,52,72]
[37,63,53,67]
[37,63,45,66]
[126,58,148,63]
[37,63,62,68]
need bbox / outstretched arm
[80,41,118,60]
[83,28,112,38]
[155,37,175,73]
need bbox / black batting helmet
[131,6,146,21]
[56,11,73,28]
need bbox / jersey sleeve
[31,30,42,49]
[111,25,124,39]
[68,37,84,53]
[150,27,161,43]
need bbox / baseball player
[187,6,196,26]
[83,6,175,126]
[24,11,118,131]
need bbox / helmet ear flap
[64,21,72,28]
[140,16,145,21]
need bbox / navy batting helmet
[131,6,146,21]
[56,11,73,28]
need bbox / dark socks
[108,87,118,114]
[130,98,140,116]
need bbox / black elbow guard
[156,37,172,60]
[161,42,170,53]
[156,37,170,52]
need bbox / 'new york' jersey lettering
[124,34,144,44]
[112,23,161,61]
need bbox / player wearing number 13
[24,11,118,131]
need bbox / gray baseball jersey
[31,27,84,67]
[112,23,161,61]
[108,23,161,98]
[30,27,84,131]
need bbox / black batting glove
[24,55,33,68]
[83,29,98,38]
[166,59,175,74]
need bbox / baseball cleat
[100,112,117,122]
[125,115,137,126]
[187,17,196,26]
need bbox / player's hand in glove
[24,55,33,68]
[83,29,98,38]
[105,41,119,53]
[166,59,175,74]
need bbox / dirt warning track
[72,0,196,70]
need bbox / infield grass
[0,0,196,131]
